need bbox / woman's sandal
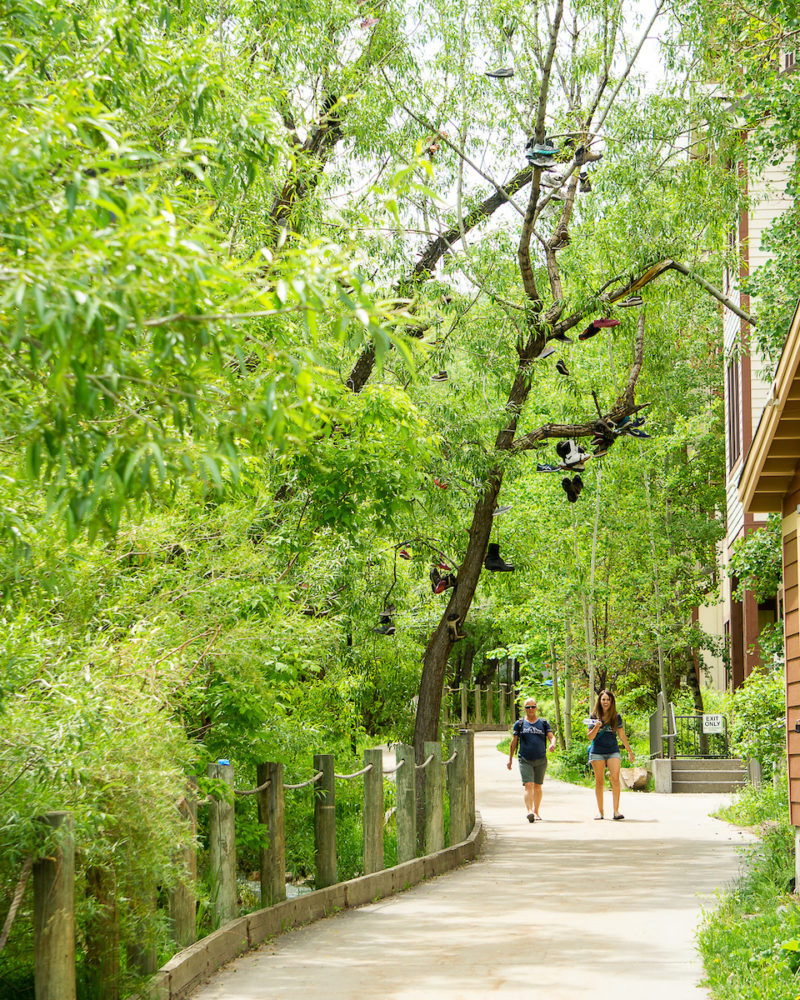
[613,813,624,821]
[594,814,604,820]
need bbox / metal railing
[648,694,730,759]
[671,714,730,758]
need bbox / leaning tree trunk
[413,472,504,758]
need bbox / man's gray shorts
[519,756,547,785]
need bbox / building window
[726,358,741,469]
[725,225,737,293]
[786,50,797,73]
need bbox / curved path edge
[147,815,485,1000]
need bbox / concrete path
[190,732,751,1000]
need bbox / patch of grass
[714,778,791,832]
[699,780,798,999]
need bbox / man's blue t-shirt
[589,714,623,754]
[512,717,552,760]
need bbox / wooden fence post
[499,684,506,726]
[127,882,157,976]
[474,684,481,725]
[207,760,237,925]
[85,866,119,1000]
[313,754,337,888]
[395,744,417,863]
[34,811,75,1000]
[169,782,197,948]
[423,742,444,854]
[363,749,384,874]
[462,728,476,830]
[460,684,468,725]
[257,762,286,905]
[486,681,494,725]
[447,735,468,845]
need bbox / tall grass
[699,778,799,999]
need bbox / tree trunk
[640,450,669,708]
[413,474,503,757]
[686,650,704,714]
[564,644,572,750]
[549,638,566,751]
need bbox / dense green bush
[729,667,786,777]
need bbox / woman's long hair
[592,689,618,728]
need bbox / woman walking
[588,689,635,820]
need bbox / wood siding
[783,477,800,824]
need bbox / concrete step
[670,757,747,773]
[672,765,747,777]
[671,778,748,793]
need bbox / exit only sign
[702,713,724,733]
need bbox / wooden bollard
[486,682,494,725]
[208,760,237,925]
[499,684,506,726]
[313,754,336,888]
[423,742,444,854]
[169,783,198,948]
[395,744,417,863]
[447,735,468,845]
[34,811,76,1000]
[363,749,384,874]
[257,762,286,905]
[460,684,468,725]
[462,728,476,829]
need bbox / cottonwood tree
[297,0,756,756]
[2,0,757,760]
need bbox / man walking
[507,698,556,822]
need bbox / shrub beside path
[190,731,751,999]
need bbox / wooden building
[719,159,792,688]
[738,300,800,835]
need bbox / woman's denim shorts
[588,751,621,763]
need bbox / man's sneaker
[486,66,514,78]
[430,370,448,382]
[556,358,570,377]
[618,295,643,307]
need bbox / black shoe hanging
[484,542,515,572]
[561,475,583,503]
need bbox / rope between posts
[382,759,405,774]
[415,754,435,770]
[284,770,324,790]
[334,764,374,780]
[234,777,272,796]
[443,749,458,766]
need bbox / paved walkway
[191,732,750,1000]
